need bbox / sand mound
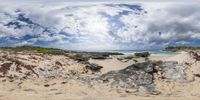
[0,51,87,82]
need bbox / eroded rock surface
[158,61,188,83]
[99,62,154,89]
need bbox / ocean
[107,50,177,56]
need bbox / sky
[0,0,200,50]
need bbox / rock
[69,54,90,63]
[70,52,123,61]
[125,89,138,93]
[55,61,62,66]
[0,62,13,75]
[133,62,154,73]
[86,63,103,72]
[158,61,188,83]
[23,89,36,92]
[98,62,155,91]
[135,52,150,58]
[97,60,191,93]
[61,82,67,84]
[90,53,113,60]
[91,55,107,59]
[55,92,63,95]
[150,91,161,95]
[44,84,50,87]
[194,74,200,77]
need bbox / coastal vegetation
[0,45,67,55]
[165,46,200,52]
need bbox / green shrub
[0,45,66,55]
[165,46,200,52]
[145,57,149,61]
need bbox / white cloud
[0,2,200,50]
[115,3,200,49]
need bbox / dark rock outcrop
[86,63,103,72]
[95,61,190,93]
[98,62,156,92]
[135,52,150,58]
[70,52,123,61]
[69,54,90,64]
[90,55,108,60]
[194,74,200,78]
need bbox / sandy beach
[0,49,199,100]
[0,1,200,99]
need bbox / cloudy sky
[0,0,200,50]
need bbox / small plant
[0,45,67,55]
[145,57,149,61]
[165,46,200,52]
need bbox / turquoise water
[108,50,177,56]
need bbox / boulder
[98,62,155,91]
[91,55,107,60]
[86,63,103,72]
[135,52,150,58]
[158,61,188,83]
